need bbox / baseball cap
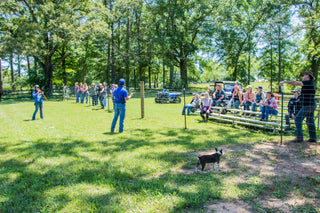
[256,86,263,89]
[292,88,300,93]
[246,85,252,89]
[235,81,240,84]
[119,79,125,85]
[35,85,39,88]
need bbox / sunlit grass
[0,96,316,212]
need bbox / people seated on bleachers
[182,94,202,116]
[260,91,278,121]
[241,85,255,110]
[285,88,302,131]
[231,85,243,109]
[200,92,213,122]
[212,85,225,107]
[252,86,266,112]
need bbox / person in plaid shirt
[260,91,278,121]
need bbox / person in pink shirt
[200,92,213,122]
[241,85,255,110]
[260,91,278,121]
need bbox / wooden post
[280,86,284,145]
[140,81,145,118]
[0,59,2,102]
[184,88,187,129]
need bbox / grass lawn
[0,95,319,212]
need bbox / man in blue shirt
[111,79,133,133]
[32,85,44,120]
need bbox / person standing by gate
[111,79,133,133]
[280,71,317,143]
[32,85,44,120]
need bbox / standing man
[32,85,44,120]
[111,79,133,133]
[280,71,317,143]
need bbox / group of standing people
[74,82,110,109]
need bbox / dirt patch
[207,201,251,213]
[181,141,320,212]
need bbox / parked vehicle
[155,89,182,104]
[208,81,242,100]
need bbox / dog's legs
[217,163,221,171]
[195,161,200,173]
[212,163,216,171]
[201,162,206,173]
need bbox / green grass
[0,96,317,212]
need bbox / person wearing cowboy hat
[284,88,302,131]
[280,71,317,143]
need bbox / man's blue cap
[119,78,125,85]
[35,85,39,88]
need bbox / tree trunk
[310,55,319,84]
[10,53,15,90]
[62,46,67,86]
[170,54,174,87]
[148,66,151,89]
[27,56,31,79]
[107,40,111,84]
[278,26,282,92]
[134,69,136,89]
[126,17,130,89]
[17,54,21,77]
[162,59,166,88]
[180,59,188,88]
[111,21,115,83]
[34,56,38,76]
[136,11,143,81]
[270,43,273,93]
[247,54,250,85]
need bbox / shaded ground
[181,141,320,212]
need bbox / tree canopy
[0,0,319,91]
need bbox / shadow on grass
[1,128,317,212]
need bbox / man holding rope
[280,71,317,143]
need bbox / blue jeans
[81,93,88,104]
[76,92,80,103]
[295,105,317,141]
[111,103,126,133]
[32,102,43,120]
[242,101,251,110]
[91,95,98,106]
[213,99,224,107]
[252,102,262,112]
[103,94,107,107]
[182,104,196,115]
[234,100,240,109]
[261,106,278,120]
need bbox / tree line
[0,0,319,92]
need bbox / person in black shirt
[284,88,302,131]
[280,71,317,143]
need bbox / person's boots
[205,114,209,122]
[201,115,205,122]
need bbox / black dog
[195,148,223,173]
